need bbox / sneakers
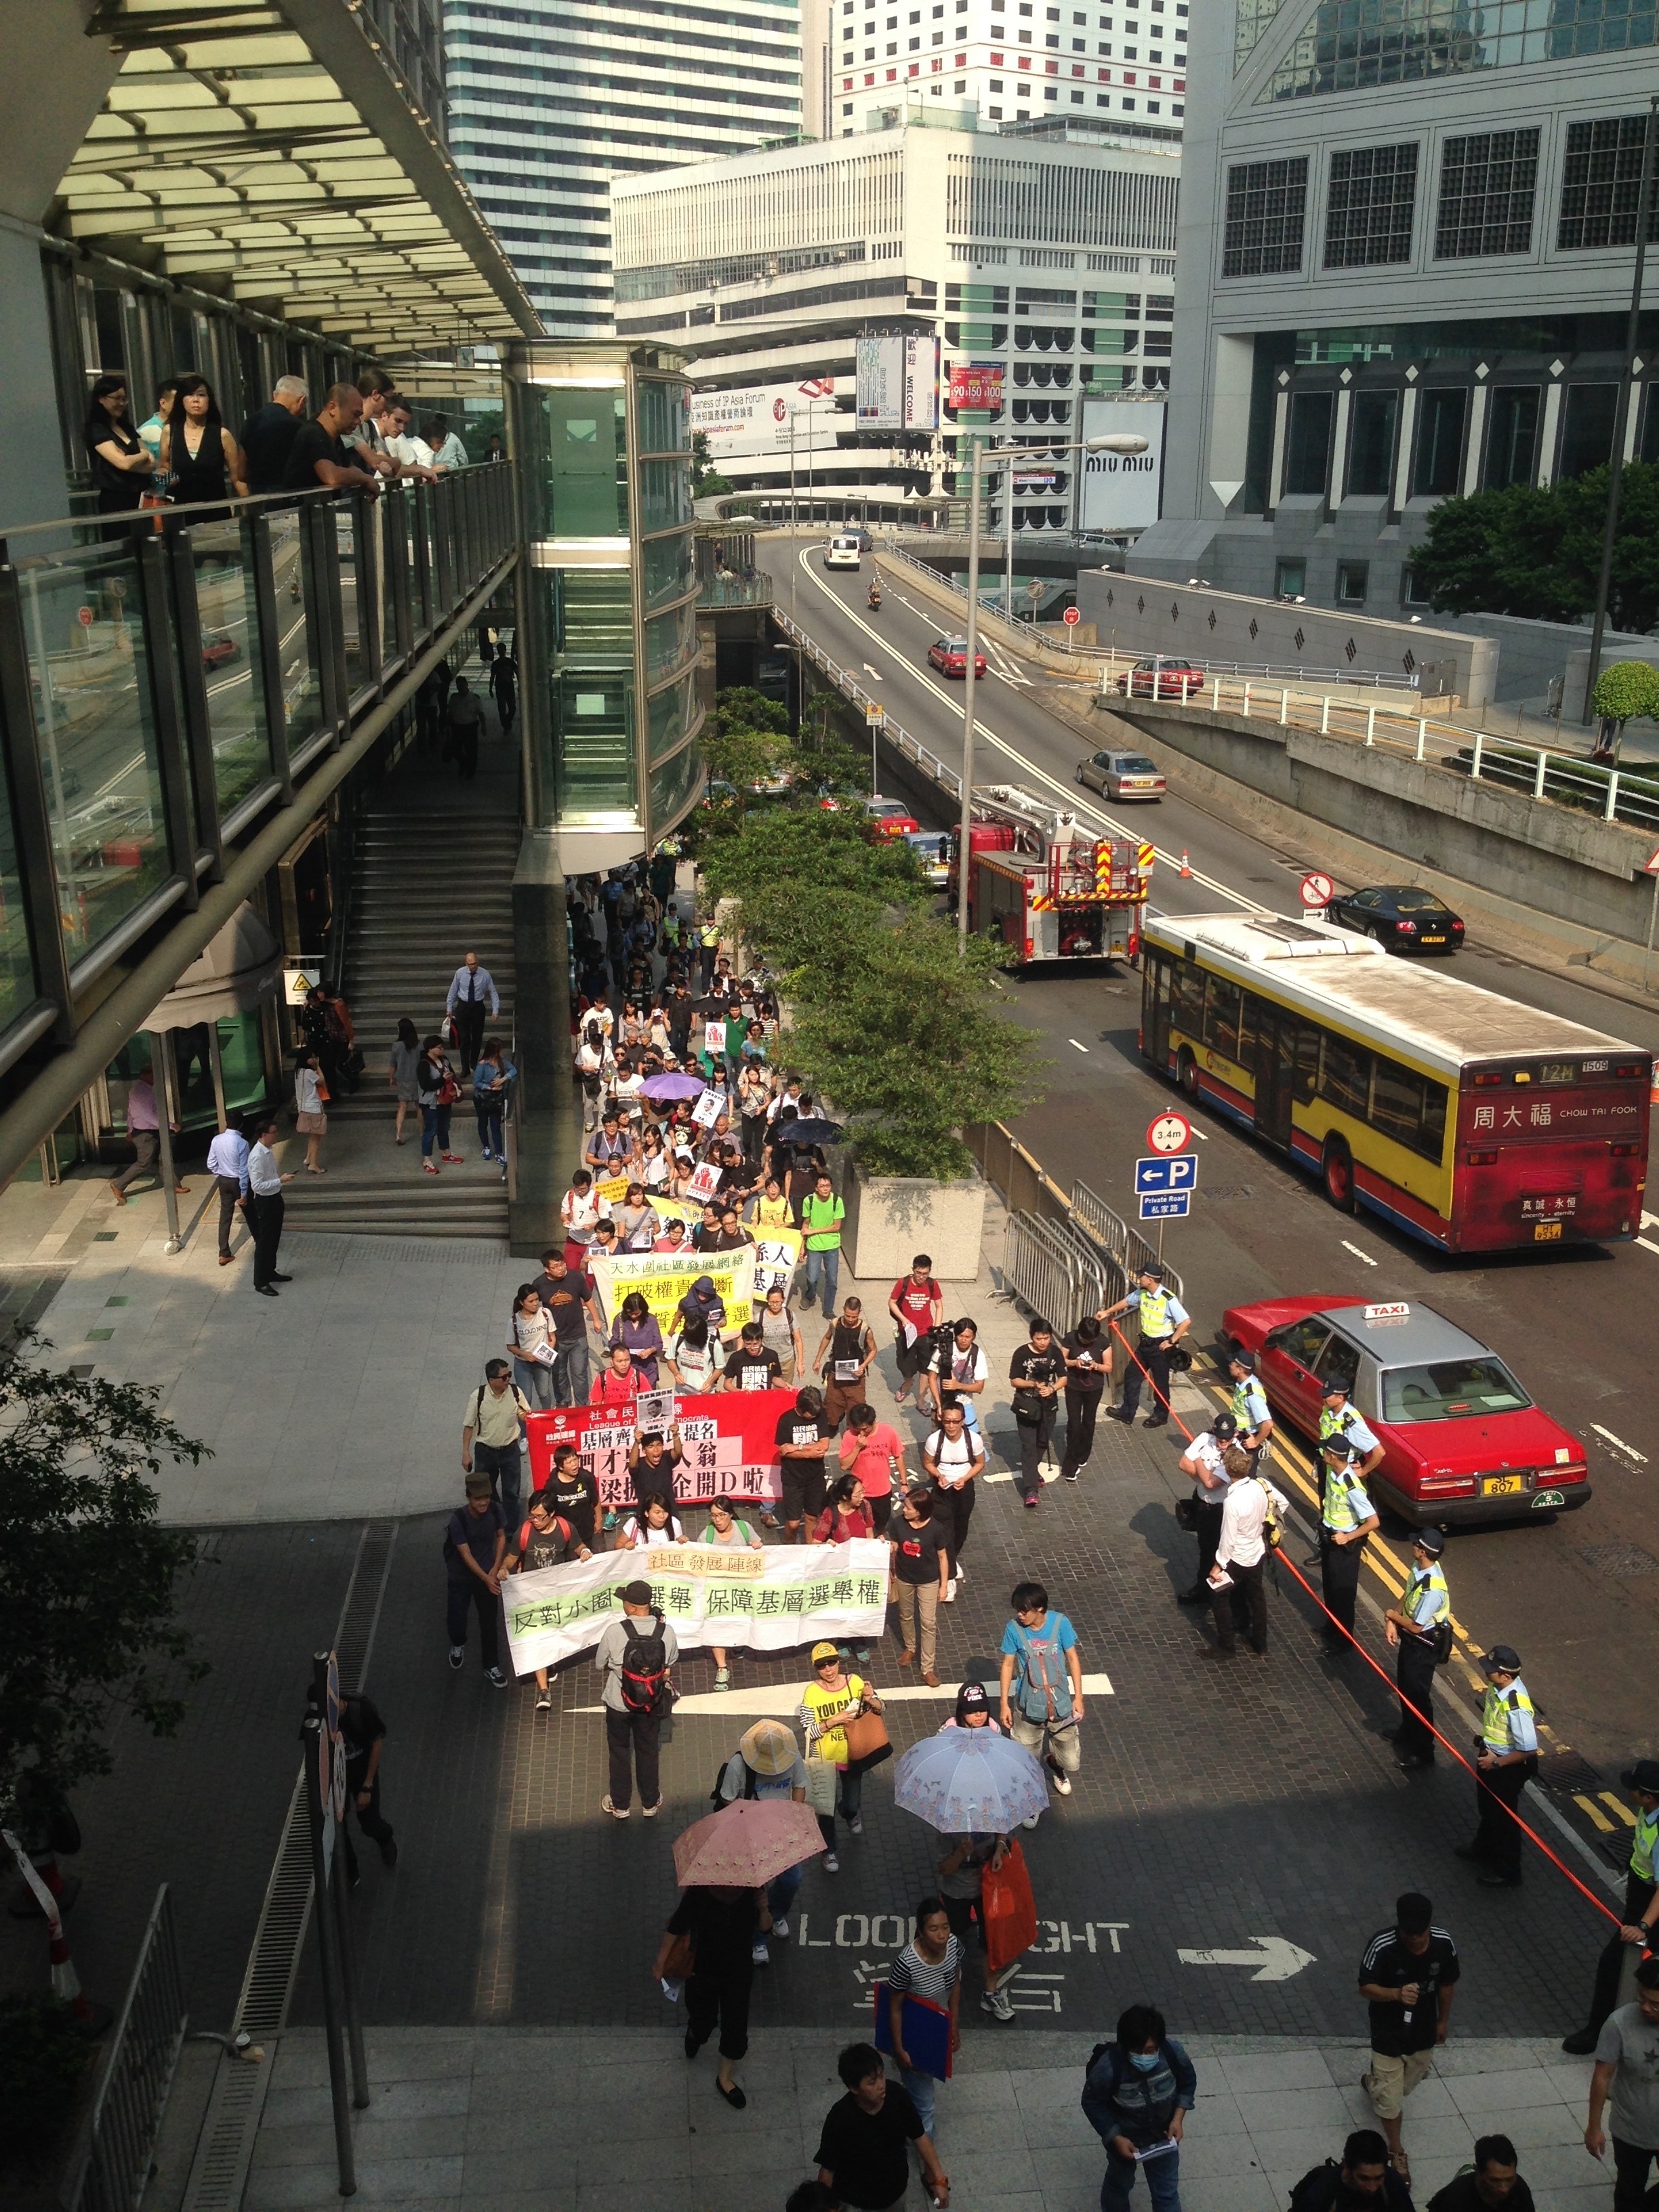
[641,1801,661,1818]
[485,1666,508,1689]
[1023,1494,1040,1509]
[1063,1469,1080,1483]
[423,1161,439,1176]
[981,1986,1016,2022]
[1562,2028,1600,2055]
[448,1645,465,1669]
[824,1851,840,1872]
[601,1795,630,1820]
[1021,1814,1040,1830]
[714,1667,731,1689]
[752,1940,771,1965]
[772,1917,790,1942]
[535,1689,552,1711]
[848,1814,864,1835]
[441,1152,465,1164]
[943,1580,958,1604]
[954,1565,966,1582]
[1050,1770,1073,1797]
[480,1148,495,1162]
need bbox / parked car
[865,795,920,840]
[201,632,240,672]
[1076,748,1166,800]
[905,829,951,887]
[1220,1293,1590,1525]
[1115,657,1204,699]
[928,636,988,680]
[1324,883,1465,954]
[824,535,861,570]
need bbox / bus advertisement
[1139,911,1651,1255]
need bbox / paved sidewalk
[245,2026,1610,2212]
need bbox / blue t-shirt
[1001,1613,1079,1722]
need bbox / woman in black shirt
[657,1883,766,2107]
[85,374,155,520]
[160,374,247,514]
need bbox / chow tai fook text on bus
[1139,910,1651,1255]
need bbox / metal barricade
[1003,1211,1109,1331]
[71,1884,188,2212]
[1070,1178,1184,1304]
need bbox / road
[782,534,1659,1783]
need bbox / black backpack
[619,1612,671,1715]
[709,1757,761,1809]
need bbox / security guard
[1227,1349,1274,1469]
[1382,1529,1449,1771]
[1455,1645,1538,1888]
[1099,1264,1191,1429]
[1317,1378,1382,1650]
[1563,1757,1659,2052]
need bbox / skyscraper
[443,0,806,335]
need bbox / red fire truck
[948,784,1153,966]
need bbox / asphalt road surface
[785,535,1659,1781]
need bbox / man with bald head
[282,383,381,495]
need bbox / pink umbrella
[672,1798,825,1889]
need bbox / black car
[1326,883,1465,953]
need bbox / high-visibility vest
[1481,1678,1535,1754]
[1319,1403,1359,1446]
[1633,1805,1659,1883]
[1136,1287,1173,1338]
[1231,1376,1269,1431]
[1403,1561,1449,1630]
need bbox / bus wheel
[1176,1048,1200,1100]
[1322,1138,1355,1212]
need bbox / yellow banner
[588,1244,757,1332]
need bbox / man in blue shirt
[1383,1529,1450,1770]
[1099,1265,1190,1429]
[205,1111,249,1267]
[1456,1646,1538,1888]
[447,951,500,1074]
[998,1580,1084,1842]
[1317,1380,1382,1650]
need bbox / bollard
[1242,682,1251,718]
[1365,705,1376,745]
[1534,751,1548,800]
[1415,718,1427,761]
[1279,687,1289,725]
[1471,735,1483,779]
[1320,696,1331,735]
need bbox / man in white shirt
[246,1115,295,1296]
[205,1113,249,1267]
[344,382,400,479]
[426,413,470,472]
[1175,1412,1237,1605]
[1205,1446,1288,1661]
[921,1401,984,1603]
[925,1317,988,1432]
[382,396,439,482]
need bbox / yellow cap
[810,1640,841,1664]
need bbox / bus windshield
[1381,1357,1532,1422]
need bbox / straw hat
[739,1720,798,1776]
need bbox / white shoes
[943,1580,958,1605]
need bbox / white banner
[504,1537,890,1674]
[691,379,838,462]
[857,335,905,430]
[903,334,940,432]
[1080,399,1165,532]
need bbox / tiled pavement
[245,2026,1615,2212]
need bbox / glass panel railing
[187,516,273,819]
[335,504,364,698]
[0,738,37,1031]
[267,506,327,763]
[377,499,398,668]
[16,541,172,966]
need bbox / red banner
[527,1387,800,1507]
[949,363,1004,412]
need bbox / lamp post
[956,430,1149,950]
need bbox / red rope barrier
[1101,1316,1623,1929]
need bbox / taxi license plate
[1482,1474,1526,1496]
[1534,1220,1563,1241]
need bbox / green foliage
[700,726,796,813]
[1410,462,1659,632]
[797,691,874,795]
[0,1358,208,1807]
[699,472,735,499]
[0,1996,89,2158]
[1591,658,1659,725]
[691,432,717,489]
[712,686,791,738]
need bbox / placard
[691,1087,724,1128]
[703,1021,727,1058]
[752,1227,804,1298]
[685,1160,724,1202]
[588,1242,756,1332]
[504,1536,890,1673]
[527,1385,798,1504]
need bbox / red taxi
[865,795,920,839]
[1220,1294,1590,1525]
[928,636,988,680]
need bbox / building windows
[1434,129,1539,259]
[1266,0,1659,103]
[1557,382,1619,479]
[1324,142,1418,268]
[1412,387,1467,496]
[1336,560,1369,603]
[1223,156,1309,278]
[1275,556,1307,597]
[1400,565,1429,606]
[1558,115,1659,249]
[1346,388,1397,495]
[1484,385,1539,488]
[1284,388,1334,494]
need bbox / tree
[1589,659,1659,764]
[690,434,734,499]
[1410,462,1659,633]
[699,724,796,815]
[0,1359,207,1812]
[711,686,790,739]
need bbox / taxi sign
[1300,872,1334,908]
[1362,1301,1410,1320]
[1146,1111,1191,1155]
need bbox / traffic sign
[1300,871,1334,908]
[1135,1154,1198,1195]
[76,606,94,628]
[1063,606,1082,627]
[1645,844,1659,875]
[1139,1191,1191,1221]
[1146,1111,1191,1155]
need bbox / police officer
[1455,1645,1538,1888]
[1317,1378,1382,1651]
[1099,1264,1190,1429]
[1383,1530,1449,1771]
[1563,1758,1659,2052]
[1227,1349,1273,1470]
[1176,1410,1237,1602]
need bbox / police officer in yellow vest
[1227,1348,1274,1470]
[1099,1264,1190,1429]
[1316,1378,1382,1650]
[1563,1758,1659,2051]
[697,916,720,991]
[1455,1645,1538,1887]
[1383,1528,1449,1771]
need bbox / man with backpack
[1289,2130,1414,2209]
[508,1494,592,1712]
[998,1580,1085,1808]
[594,1577,676,1818]
[1081,2002,1197,2210]
[462,1359,530,1522]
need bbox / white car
[823,535,861,570]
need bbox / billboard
[857,335,938,430]
[1079,399,1165,533]
[691,378,837,462]
[949,362,1004,413]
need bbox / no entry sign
[1300,872,1334,908]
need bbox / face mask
[1129,2052,1160,2072]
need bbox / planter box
[842,1166,986,1283]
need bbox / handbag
[842,1702,892,1772]
[981,1839,1038,1972]
[659,1928,696,1980]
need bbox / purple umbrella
[640,1072,705,1101]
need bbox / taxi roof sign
[1362,1301,1411,1320]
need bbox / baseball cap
[1412,1528,1446,1555]
[811,1640,842,1665]
[1480,1645,1523,1675]
[1622,1759,1659,1795]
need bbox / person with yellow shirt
[798,1641,883,1872]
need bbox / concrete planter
[842,1164,986,1283]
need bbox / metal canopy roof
[54,0,541,355]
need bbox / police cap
[1412,1528,1446,1556]
[1319,1377,1351,1399]
[1229,1349,1256,1372]
[1210,1413,1237,1439]
[1139,1262,1166,1281]
[1622,1759,1659,1795]
[1479,1645,1523,1675]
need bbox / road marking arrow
[1176,1938,1315,1982]
[863,663,884,681]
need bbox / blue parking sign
[1134,1155,1198,1195]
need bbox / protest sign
[686,1160,724,1202]
[636,1387,676,1433]
[588,1242,756,1332]
[691,1088,723,1129]
[526,1385,796,1504]
[751,1225,803,1298]
[504,1537,889,1674]
[703,1019,727,1057]
[594,1173,630,1207]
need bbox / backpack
[709,1755,760,1809]
[1008,1620,1067,1724]
[619,1612,671,1715]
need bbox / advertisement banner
[903,335,940,431]
[588,1244,757,1332]
[1079,399,1165,533]
[525,1384,800,1501]
[691,380,837,463]
[857,335,905,430]
[949,363,1004,413]
[504,1537,890,1675]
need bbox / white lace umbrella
[891,1727,1049,1833]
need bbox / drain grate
[1536,1746,1607,1794]
[1580,1542,1659,1578]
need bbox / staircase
[283,703,520,1240]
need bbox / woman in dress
[506,1282,556,1412]
[388,1017,421,1146]
[293,1048,328,1174]
[160,373,247,511]
[84,373,155,521]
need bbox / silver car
[904,830,950,888]
[1076,747,1166,801]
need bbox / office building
[611,118,1177,535]
[1132,0,1659,609]
[443,0,805,336]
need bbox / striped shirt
[887,1934,964,2009]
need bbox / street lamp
[956,431,1149,949]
